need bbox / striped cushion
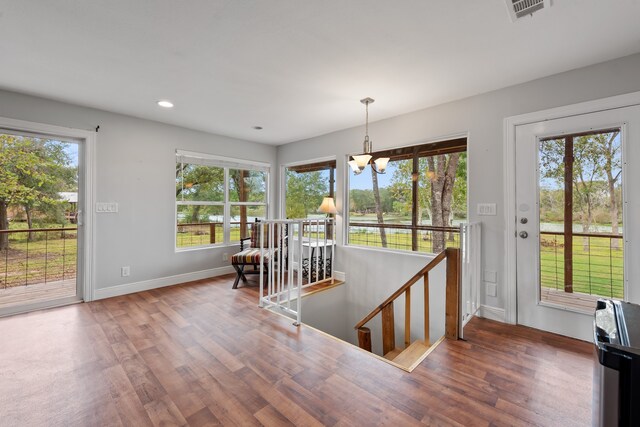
[249,224,266,248]
[231,248,274,265]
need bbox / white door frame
[503,90,640,324]
[0,116,96,303]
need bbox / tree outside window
[285,160,336,219]
[348,139,467,254]
[175,153,268,249]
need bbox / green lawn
[1,224,77,288]
[348,228,460,253]
[349,227,623,299]
[2,222,624,300]
[540,234,623,299]
[176,224,244,248]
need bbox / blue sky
[349,163,396,190]
[63,142,79,166]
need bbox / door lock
[519,231,528,239]
[520,217,528,224]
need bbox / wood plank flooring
[0,274,595,426]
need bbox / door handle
[519,231,528,239]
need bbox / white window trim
[176,149,270,171]
[175,151,270,251]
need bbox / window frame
[175,150,270,251]
[345,138,467,254]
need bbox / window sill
[175,242,242,253]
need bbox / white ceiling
[1,1,639,145]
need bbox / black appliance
[594,299,640,426]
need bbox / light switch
[477,203,497,216]
[486,283,497,297]
[483,270,497,283]
[96,202,118,213]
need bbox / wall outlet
[121,266,130,277]
[222,252,229,261]
[486,282,497,297]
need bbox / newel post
[357,327,372,352]
[445,247,460,340]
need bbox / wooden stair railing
[354,247,460,358]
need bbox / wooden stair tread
[383,348,402,360]
[391,340,431,368]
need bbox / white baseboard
[94,266,235,300]
[334,270,346,281]
[478,304,506,322]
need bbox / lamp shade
[352,154,372,168]
[348,160,362,174]
[317,197,338,214]
[373,157,390,173]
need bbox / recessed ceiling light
[157,100,174,108]
[253,126,263,130]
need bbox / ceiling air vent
[506,0,550,21]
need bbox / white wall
[297,284,349,341]
[0,89,277,296]
[299,249,446,356]
[339,247,446,355]
[277,52,640,316]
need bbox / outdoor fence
[0,227,77,289]
[348,222,460,253]
[177,222,224,246]
[176,221,251,247]
[540,231,624,299]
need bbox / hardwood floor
[0,274,595,426]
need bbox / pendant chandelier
[348,97,390,175]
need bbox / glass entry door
[0,130,82,314]
[537,129,624,307]
[515,106,638,340]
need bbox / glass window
[347,140,467,254]
[284,160,336,219]
[230,205,267,242]
[175,153,269,249]
[176,164,224,202]
[538,130,623,300]
[228,169,267,203]
[176,205,224,248]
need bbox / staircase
[354,247,460,371]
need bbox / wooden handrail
[355,247,460,359]
[354,250,446,329]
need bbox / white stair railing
[259,218,336,326]
[460,222,482,338]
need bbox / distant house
[59,192,78,223]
